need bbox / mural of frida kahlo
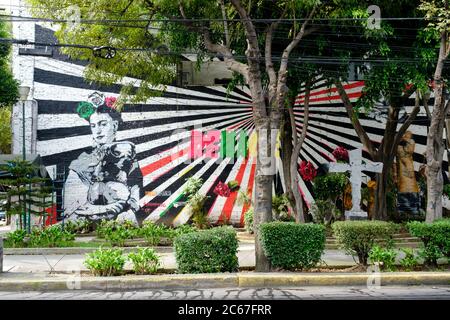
[63,92,143,224]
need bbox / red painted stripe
[140,147,189,176]
[296,81,364,100]
[221,158,248,221]
[296,92,362,104]
[298,182,311,208]
[227,117,253,130]
[240,160,256,226]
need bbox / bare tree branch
[219,0,231,48]
[203,29,249,78]
[290,83,311,223]
[229,0,259,52]
[177,2,248,78]
[391,92,421,155]
[279,6,317,76]
[335,79,377,159]
[265,6,288,86]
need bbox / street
[0,286,449,300]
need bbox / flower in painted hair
[105,96,117,109]
[76,101,95,120]
[214,181,231,197]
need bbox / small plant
[183,177,203,196]
[128,248,161,275]
[260,222,325,270]
[184,177,209,229]
[173,224,197,237]
[63,219,93,234]
[313,173,348,201]
[443,184,450,199]
[332,221,399,265]
[227,180,240,191]
[400,248,419,271]
[140,221,166,246]
[29,225,76,248]
[5,229,27,248]
[272,194,293,221]
[174,226,238,274]
[188,193,210,229]
[368,245,397,271]
[244,207,254,234]
[309,199,342,226]
[96,220,138,246]
[84,247,126,276]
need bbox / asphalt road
[0,286,449,300]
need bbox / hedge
[174,226,238,273]
[260,222,326,270]
[407,219,450,267]
[332,221,399,265]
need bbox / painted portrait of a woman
[63,92,143,224]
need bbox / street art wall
[14,21,448,227]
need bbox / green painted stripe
[159,193,185,218]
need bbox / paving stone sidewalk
[2,243,357,273]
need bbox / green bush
[313,173,348,201]
[128,247,161,275]
[174,226,238,273]
[400,248,419,271]
[332,221,399,265]
[4,229,27,248]
[407,219,450,267]
[84,248,126,276]
[140,221,169,245]
[309,199,342,226]
[244,207,254,234]
[29,225,76,248]
[368,245,397,271]
[173,224,197,238]
[96,220,139,246]
[259,222,325,270]
[63,220,94,234]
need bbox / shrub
[400,248,419,271]
[407,219,450,267]
[272,194,293,221]
[4,229,27,248]
[259,222,325,270]
[96,220,138,246]
[29,225,75,248]
[128,248,161,275]
[332,221,399,265]
[140,221,168,246]
[313,173,348,201]
[244,207,254,234]
[368,245,397,271]
[173,224,197,238]
[309,199,342,226]
[63,220,94,234]
[174,226,238,273]
[84,247,126,276]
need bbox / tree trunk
[254,119,274,272]
[426,30,449,223]
[280,105,294,206]
[289,85,310,223]
[426,98,449,222]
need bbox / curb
[3,246,174,255]
[0,272,449,291]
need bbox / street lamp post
[18,86,30,161]
[18,86,30,232]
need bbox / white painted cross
[329,149,383,220]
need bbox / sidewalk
[2,243,357,273]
